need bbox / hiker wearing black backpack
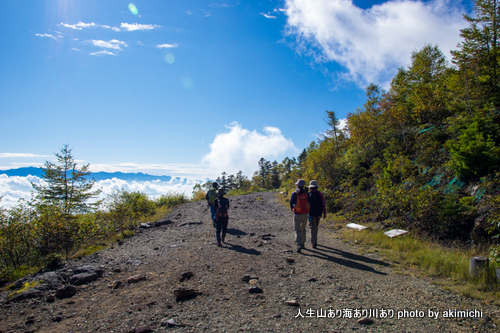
[206,182,219,226]
[290,179,310,253]
[307,180,326,249]
[213,188,230,247]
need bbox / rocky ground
[1,192,499,333]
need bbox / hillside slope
[1,192,498,332]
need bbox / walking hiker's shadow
[223,242,261,256]
[302,247,387,275]
[226,228,247,236]
[317,244,391,267]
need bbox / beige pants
[309,216,320,246]
[294,213,308,248]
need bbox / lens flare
[128,3,139,15]
[164,53,175,64]
[181,76,194,90]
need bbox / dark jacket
[308,189,326,217]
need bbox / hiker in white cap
[307,180,326,249]
[290,179,309,253]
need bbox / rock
[46,294,55,303]
[241,274,251,282]
[33,272,64,291]
[111,280,123,289]
[249,279,259,285]
[286,257,295,263]
[139,222,153,229]
[285,299,300,306]
[161,318,185,327]
[55,286,77,299]
[173,287,197,300]
[127,274,147,284]
[154,218,172,227]
[358,317,374,325]
[70,265,104,285]
[179,271,194,282]
[70,273,99,286]
[9,288,44,302]
[248,286,263,294]
[307,278,317,282]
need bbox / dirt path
[1,192,498,332]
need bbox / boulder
[154,218,172,227]
[248,286,263,294]
[55,285,77,299]
[70,265,104,285]
[9,288,44,302]
[173,287,197,300]
[33,272,64,291]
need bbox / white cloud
[89,39,128,50]
[0,174,38,208]
[35,33,62,40]
[120,23,158,31]
[284,0,468,88]
[96,178,198,201]
[90,50,116,56]
[201,122,297,177]
[0,153,50,158]
[156,43,178,49]
[261,13,277,19]
[59,21,97,30]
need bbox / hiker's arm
[290,192,296,211]
[320,192,327,218]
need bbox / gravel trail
[1,192,498,332]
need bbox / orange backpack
[293,191,310,214]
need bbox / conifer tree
[452,0,500,111]
[32,144,101,214]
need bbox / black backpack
[308,191,323,217]
[216,197,229,221]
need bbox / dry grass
[329,218,500,305]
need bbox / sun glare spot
[181,76,194,90]
[164,53,175,64]
[128,3,139,15]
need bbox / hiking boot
[312,244,317,249]
[296,247,302,253]
[217,242,222,247]
[222,237,225,243]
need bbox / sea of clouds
[0,174,200,209]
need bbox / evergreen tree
[32,145,101,214]
[452,0,500,111]
[325,110,341,142]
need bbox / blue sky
[1,0,473,183]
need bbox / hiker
[206,182,219,225]
[290,179,309,253]
[213,188,230,247]
[307,180,327,249]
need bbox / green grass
[336,221,500,305]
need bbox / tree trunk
[469,256,489,277]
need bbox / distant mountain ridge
[0,167,181,183]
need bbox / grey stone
[127,274,146,284]
[55,285,77,299]
[248,286,263,294]
[33,272,64,291]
